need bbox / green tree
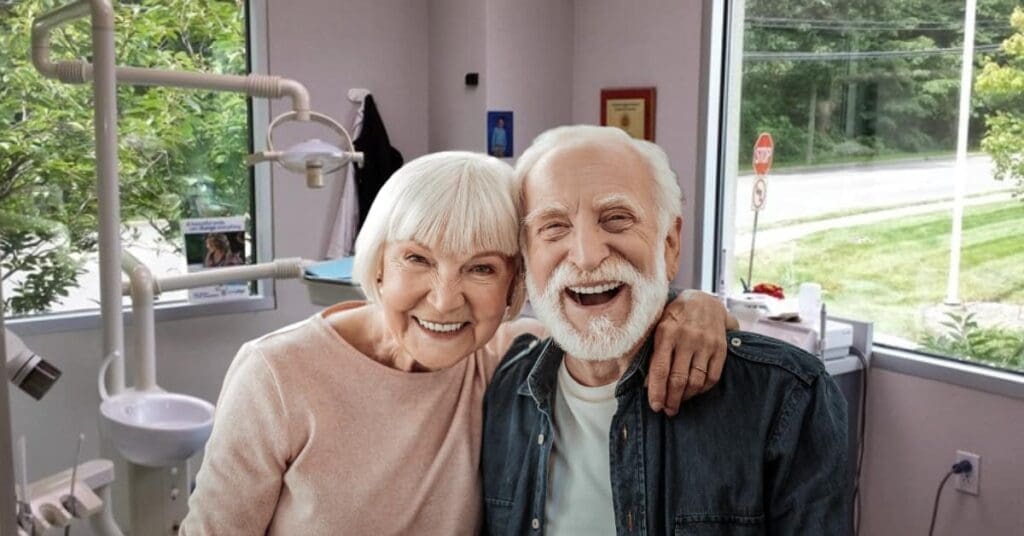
[740,0,1018,167]
[0,0,248,314]
[976,6,1024,196]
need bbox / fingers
[650,293,733,414]
[700,336,728,394]
[646,322,676,413]
[662,348,694,416]
[682,350,712,402]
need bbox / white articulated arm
[30,2,312,119]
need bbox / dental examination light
[28,1,364,533]
[248,111,364,188]
[4,328,61,401]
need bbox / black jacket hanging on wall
[354,95,403,229]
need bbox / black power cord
[928,460,974,536]
[849,346,869,536]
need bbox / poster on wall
[182,216,248,303]
[487,111,514,158]
[600,87,656,142]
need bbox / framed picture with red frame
[600,87,656,142]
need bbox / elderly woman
[181,152,733,535]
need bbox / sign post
[746,133,773,288]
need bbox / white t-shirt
[545,360,618,535]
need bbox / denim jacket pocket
[674,512,765,536]
[484,496,515,533]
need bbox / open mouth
[413,316,469,335]
[565,282,625,307]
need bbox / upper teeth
[417,319,466,333]
[568,282,622,294]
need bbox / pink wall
[267,0,430,257]
[484,0,574,158]
[427,0,574,156]
[429,0,487,152]
[861,369,1024,535]
[572,0,705,287]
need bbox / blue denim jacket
[481,330,849,535]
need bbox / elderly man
[482,126,849,535]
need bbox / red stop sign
[752,133,774,176]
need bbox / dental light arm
[31,7,311,120]
[4,329,61,401]
[31,0,365,188]
[25,2,355,533]
[29,0,361,396]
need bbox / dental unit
[1,1,363,533]
[5,328,61,402]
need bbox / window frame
[697,0,1024,399]
[6,0,276,336]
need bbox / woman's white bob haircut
[353,151,525,315]
[513,125,684,231]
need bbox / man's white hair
[353,151,525,315]
[512,125,684,231]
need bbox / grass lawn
[739,200,1024,346]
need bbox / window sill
[6,293,275,336]
[872,346,1024,401]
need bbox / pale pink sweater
[180,302,525,535]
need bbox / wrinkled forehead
[524,141,655,212]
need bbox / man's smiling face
[521,140,680,361]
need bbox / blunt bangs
[389,158,519,259]
[353,151,520,305]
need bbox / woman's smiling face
[377,240,516,371]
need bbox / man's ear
[664,216,683,281]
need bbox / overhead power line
[746,16,1009,32]
[744,44,1001,61]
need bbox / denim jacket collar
[516,339,561,415]
[516,335,656,410]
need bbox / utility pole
[945,0,977,305]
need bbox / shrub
[921,310,1024,370]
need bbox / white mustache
[526,249,669,362]
[544,257,642,297]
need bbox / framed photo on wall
[600,87,656,141]
[487,111,514,158]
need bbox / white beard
[526,247,669,361]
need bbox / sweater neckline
[312,302,470,381]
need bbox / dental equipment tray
[302,257,364,306]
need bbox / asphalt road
[734,155,1008,230]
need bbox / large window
[716,0,1023,372]
[1,0,256,320]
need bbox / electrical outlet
[954,450,981,495]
